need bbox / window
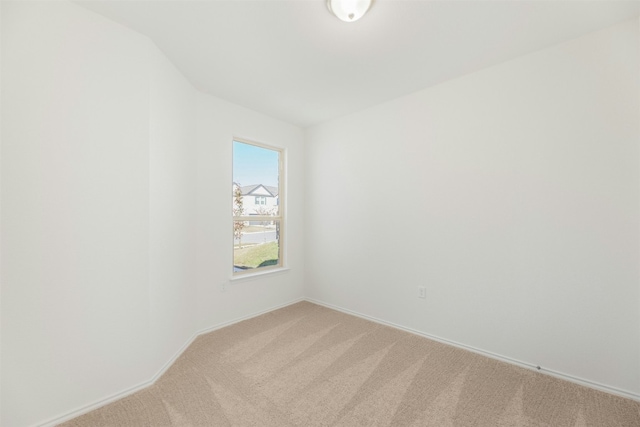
[232,139,283,275]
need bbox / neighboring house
[233,182,279,216]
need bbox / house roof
[239,184,279,198]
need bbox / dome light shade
[327,0,373,22]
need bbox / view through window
[232,140,283,274]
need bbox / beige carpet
[61,301,640,426]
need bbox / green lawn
[234,242,279,269]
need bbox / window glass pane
[233,141,280,217]
[233,220,280,272]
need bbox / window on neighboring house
[232,139,283,275]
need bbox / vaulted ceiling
[76,1,640,127]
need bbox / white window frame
[232,138,284,276]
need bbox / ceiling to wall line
[75,0,640,128]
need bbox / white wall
[305,19,640,396]
[3,0,634,424]
[1,2,306,426]
[0,1,4,423]
[149,46,198,372]
[2,2,152,426]
[195,94,305,331]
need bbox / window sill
[230,267,290,283]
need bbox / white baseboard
[195,297,304,337]
[35,294,638,426]
[304,297,640,403]
[36,297,305,427]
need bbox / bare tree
[254,206,275,244]
[254,206,275,222]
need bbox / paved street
[235,230,277,245]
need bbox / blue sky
[233,141,279,187]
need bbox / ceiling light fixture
[327,0,373,22]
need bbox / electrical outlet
[221,281,227,292]
[418,286,426,299]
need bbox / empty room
[2,0,640,426]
